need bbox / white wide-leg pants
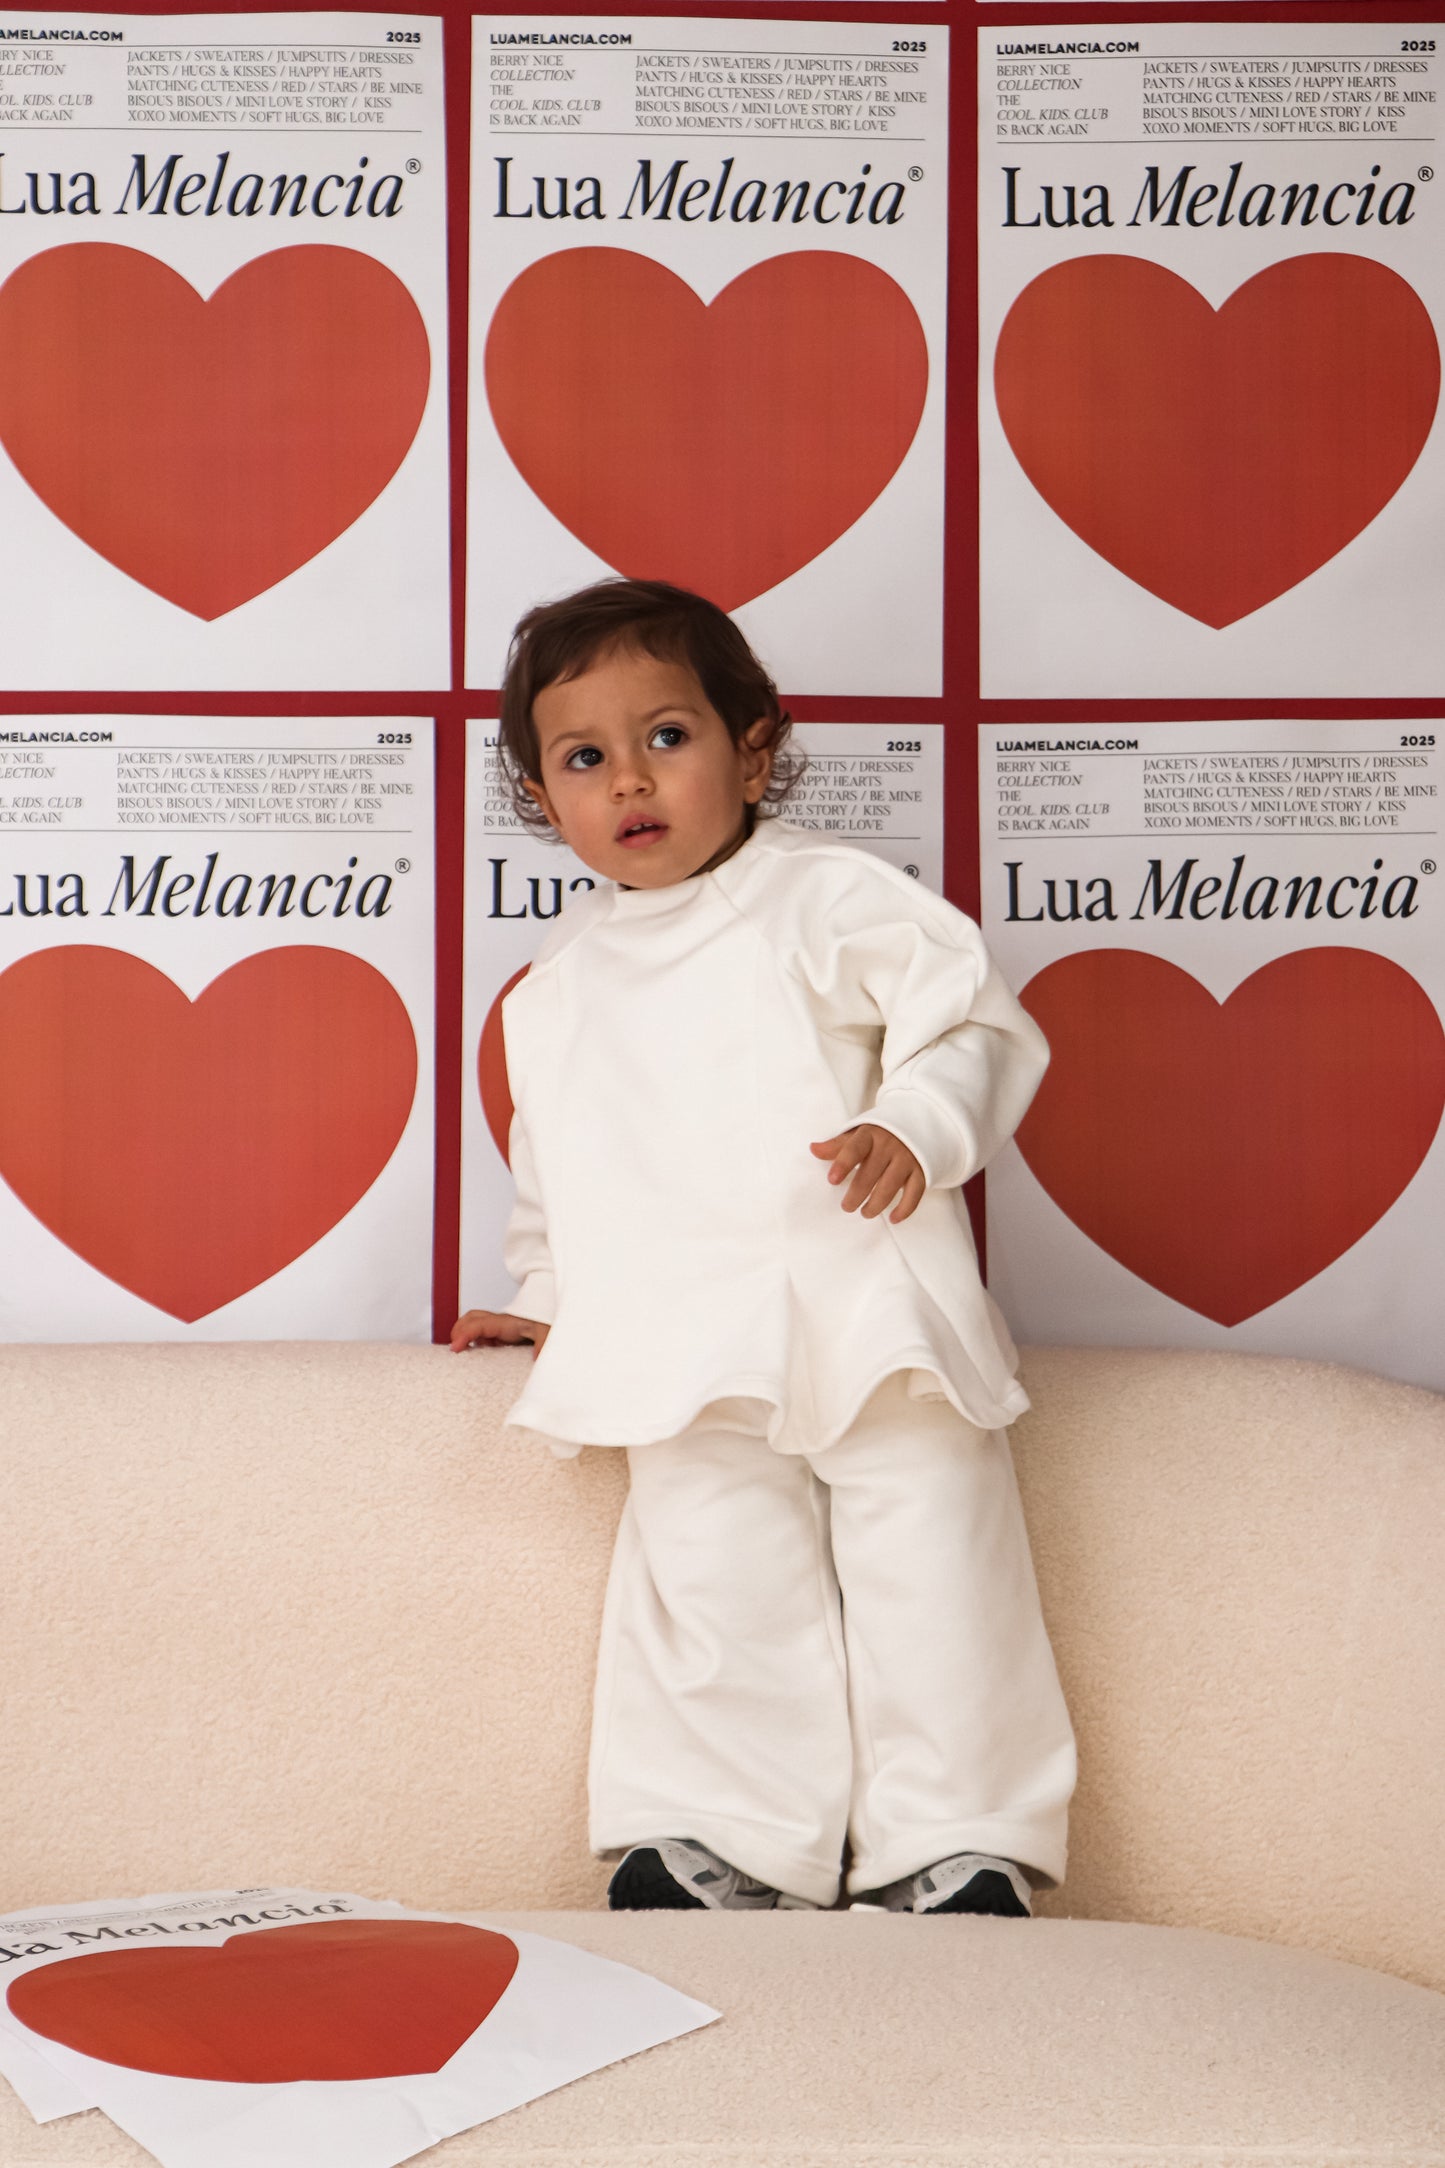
[588,1373,1077,1909]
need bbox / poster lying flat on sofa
[458,720,944,1312]
[0,2014,86,2122]
[0,13,448,690]
[979,719,1445,1393]
[0,717,434,1342]
[979,19,1444,696]
[468,15,948,696]
[0,1885,717,2164]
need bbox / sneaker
[607,1839,817,1912]
[857,1852,1033,1917]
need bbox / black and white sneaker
[855,1853,1033,1916]
[607,1839,817,1911]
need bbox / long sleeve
[790,862,1050,1193]
[501,1105,557,1324]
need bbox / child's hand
[450,1309,550,1358]
[809,1125,925,1223]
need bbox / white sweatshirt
[498,817,1049,1456]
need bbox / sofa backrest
[4,1341,1442,1992]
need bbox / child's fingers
[811,1129,871,1183]
[451,1310,531,1351]
[827,1131,872,1191]
[840,1138,887,1211]
[888,1170,928,1224]
[859,1148,913,1217]
[860,1169,904,1217]
[813,1126,923,1214]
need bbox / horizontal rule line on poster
[999,139,1435,147]
[493,131,925,140]
[127,42,419,51]
[993,55,1427,66]
[14,828,418,836]
[0,750,418,758]
[44,126,426,133]
[992,751,1436,760]
[517,47,932,59]
[991,832,1438,842]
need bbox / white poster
[0,716,434,1341]
[0,1885,716,2163]
[468,15,948,696]
[979,719,1445,1392]
[458,719,943,1311]
[979,20,1444,696]
[0,13,448,689]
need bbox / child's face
[525,644,773,888]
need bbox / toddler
[454,578,1076,1916]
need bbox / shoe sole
[607,1847,707,1911]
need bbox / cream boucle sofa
[3,1340,1444,2166]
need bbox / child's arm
[793,859,1049,1205]
[451,1106,556,1356]
[859,936,1047,1192]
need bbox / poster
[979,19,1445,697]
[0,1885,716,2164]
[468,15,948,696]
[979,719,1445,1392]
[0,12,448,690]
[0,716,434,1341]
[458,719,943,1311]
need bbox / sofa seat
[4,1912,1441,2168]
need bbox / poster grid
[0,0,1438,1365]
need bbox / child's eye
[651,725,687,749]
[563,745,604,770]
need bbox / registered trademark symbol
[1419,165,1434,182]
[406,158,422,176]
[908,166,924,184]
[1423,859,1437,876]
[904,863,920,877]
[395,857,411,873]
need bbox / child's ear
[740,716,775,803]
[523,776,565,834]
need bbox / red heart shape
[994,254,1440,627]
[0,945,417,1321]
[0,244,430,618]
[7,1920,519,2082]
[1013,948,1445,1325]
[485,248,929,610]
[478,966,527,1165]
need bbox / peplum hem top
[496,818,1049,1457]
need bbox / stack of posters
[0,1886,716,2166]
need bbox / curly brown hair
[497,578,806,832]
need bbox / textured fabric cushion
[2,1914,1442,2167]
[1015,1346,1445,2002]
[3,1341,1443,1999]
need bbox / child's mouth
[616,819,668,847]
